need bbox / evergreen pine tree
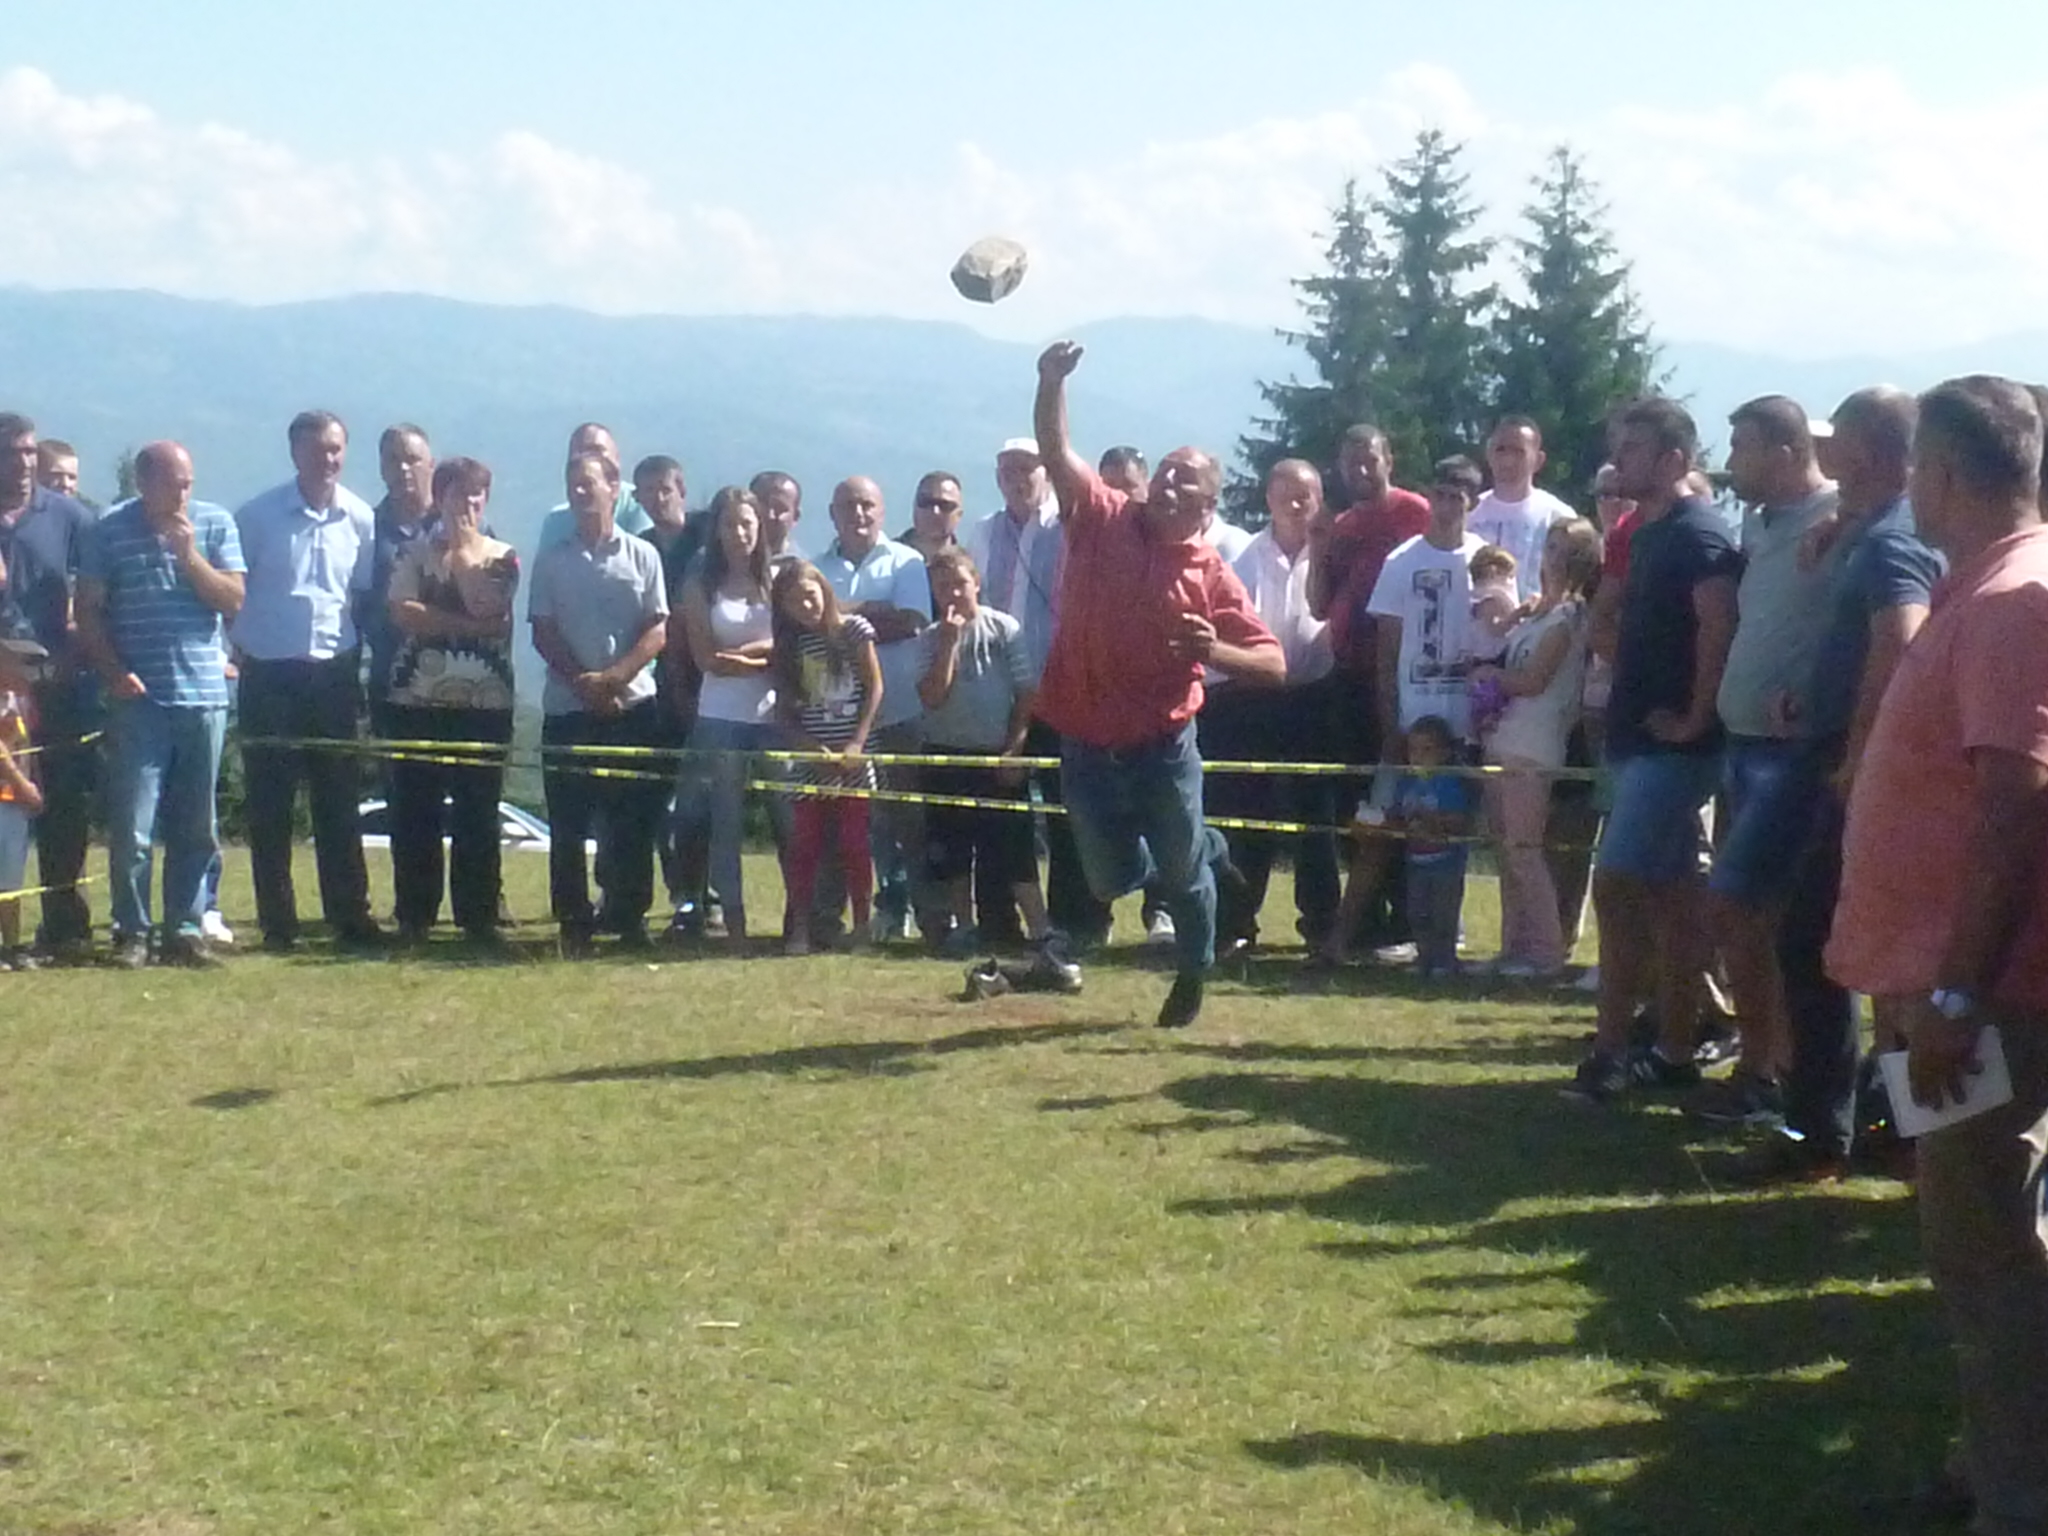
[1229,179,1395,522]
[1370,129,1498,474]
[1491,146,1659,501]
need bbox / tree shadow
[370,1019,1130,1107]
[1096,1064,1944,1534]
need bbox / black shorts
[922,759,1038,888]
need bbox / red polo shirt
[1324,489,1431,670]
[1037,473,1278,750]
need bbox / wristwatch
[1929,987,1979,1022]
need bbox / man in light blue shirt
[532,423,652,553]
[818,475,933,940]
[528,449,671,953]
[231,409,381,953]
[77,442,245,966]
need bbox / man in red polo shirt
[1310,424,1431,751]
[1032,341,1285,1028]
[1828,374,2048,1531]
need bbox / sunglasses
[915,496,962,512]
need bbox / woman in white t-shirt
[676,487,783,941]
[1470,517,1602,977]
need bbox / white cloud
[4,61,2048,358]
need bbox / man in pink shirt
[1032,341,1284,1028]
[1828,374,2048,1532]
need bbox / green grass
[0,851,1947,1535]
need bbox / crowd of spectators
[4,359,2048,1528]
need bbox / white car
[356,798,565,853]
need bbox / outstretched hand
[1037,341,1084,381]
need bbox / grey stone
[950,236,1029,304]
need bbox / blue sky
[7,1,2048,355]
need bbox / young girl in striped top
[771,561,883,955]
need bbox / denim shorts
[1595,751,1718,883]
[0,801,30,894]
[1707,736,1828,905]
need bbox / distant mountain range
[7,286,2044,544]
[6,285,2041,701]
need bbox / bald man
[818,475,935,941]
[1033,341,1284,1027]
[76,442,246,967]
[534,423,655,552]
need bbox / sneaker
[1692,1020,1741,1070]
[1561,1050,1629,1104]
[963,958,1012,1000]
[1029,933,1084,995]
[158,932,222,970]
[1720,1130,1848,1188]
[1145,909,1178,947]
[2,946,42,972]
[109,932,151,970]
[1370,941,1420,965]
[1688,1068,1785,1128]
[200,910,236,947]
[1157,969,1205,1029]
[1626,1045,1703,1093]
[666,904,705,942]
[703,900,728,940]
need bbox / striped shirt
[81,499,246,708]
[787,614,877,788]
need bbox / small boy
[0,654,47,971]
[1321,715,1477,976]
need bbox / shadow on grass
[1094,1063,1944,1535]
[191,1086,278,1111]
[370,1019,1130,1107]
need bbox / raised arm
[1034,342,1094,519]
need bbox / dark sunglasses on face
[915,496,961,511]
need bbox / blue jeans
[1060,721,1223,974]
[675,714,789,937]
[105,699,227,939]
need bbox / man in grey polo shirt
[528,450,670,953]
[818,475,934,941]
[1700,395,1840,1128]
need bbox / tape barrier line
[750,779,1601,852]
[6,730,106,760]
[237,735,1606,783]
[0,873,104,905]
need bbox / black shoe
[666,904,705,941]
[332,920,388,953]
[260,931,300,956]
[395,923,433,948]
[1626,1044,1703,1093]
[158,932,222,970]
[615,925,654,953]
[1157,970,1205,1029]
[1561,1049,1628,1104]
[109,932,152,969]
[559,925,597,959]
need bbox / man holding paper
[1828,374,2048,1535]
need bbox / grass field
[0,850,1948,1535]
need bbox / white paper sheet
[1879,1027,2015,1139]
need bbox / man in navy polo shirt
[1568,397,1742,1103]
[0,410,101,960]
[77,443,246,967]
